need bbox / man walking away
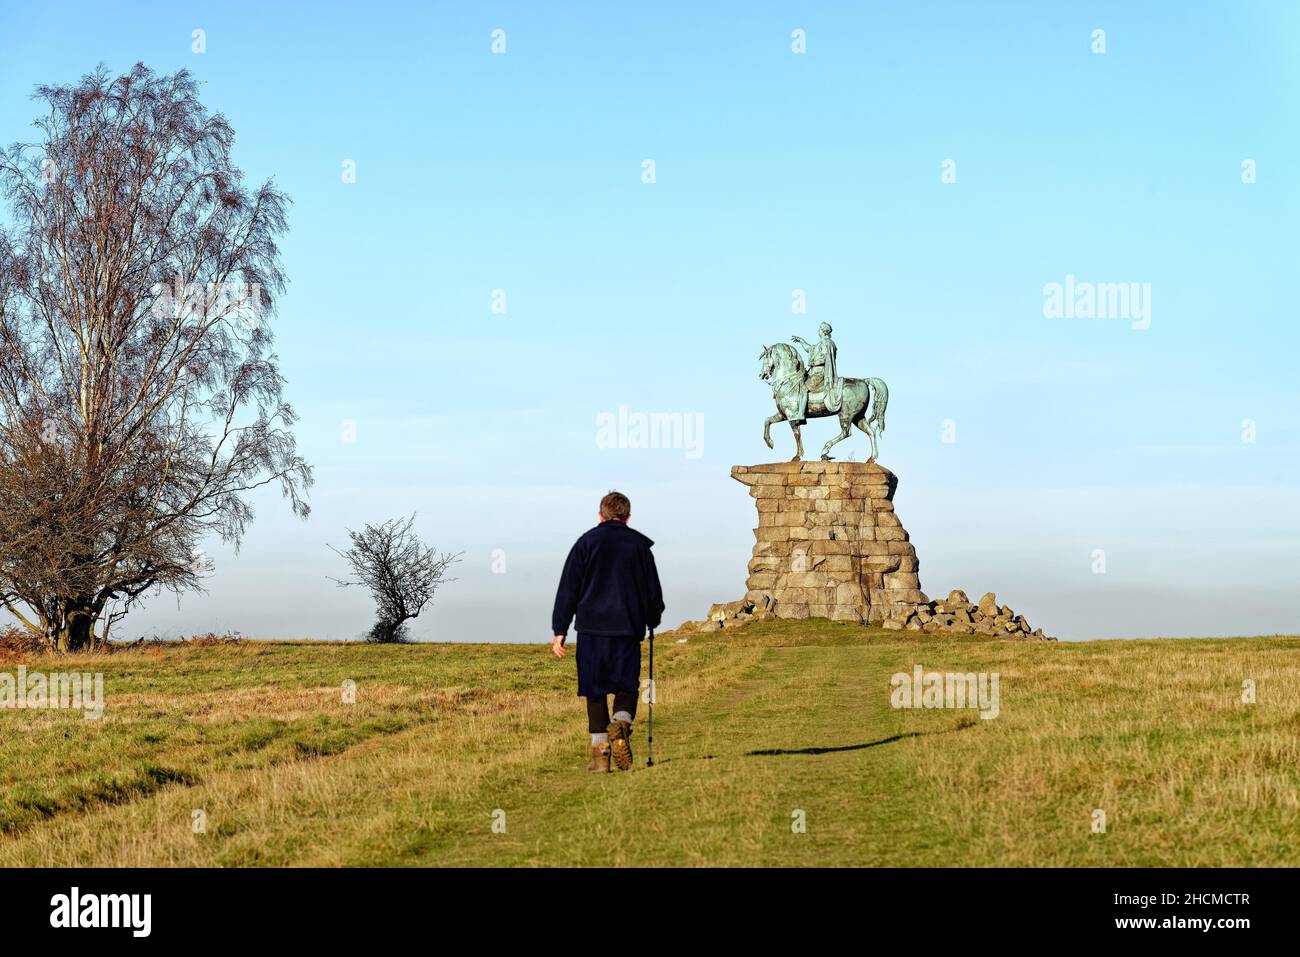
[552,491,664,772]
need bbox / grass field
[2,621,1298,867]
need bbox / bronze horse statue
[759,342,889,462]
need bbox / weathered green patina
[759,325,889,462]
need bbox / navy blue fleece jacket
[551,520,665,638]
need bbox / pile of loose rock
[889,589,1055,641]
[679,590,1054,641]
[687,597,773,632]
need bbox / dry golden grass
[0,633,757,866]
[1,624,1297,866]
[903,636,1300,865]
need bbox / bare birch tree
[0,64,311,651]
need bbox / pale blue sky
[2,1,1298,641]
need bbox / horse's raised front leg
[789,422,803,461]
[820,412,854,461]
[763,412,784,450]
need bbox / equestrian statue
[759,322,889,462]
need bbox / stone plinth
[730,461,927,624]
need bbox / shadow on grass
[746,722,974,756]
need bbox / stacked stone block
[730,461,927,624]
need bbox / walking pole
[646,628,655,767]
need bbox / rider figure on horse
[790,322,843,421]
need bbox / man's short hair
[600,491,631,521]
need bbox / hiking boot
[587,742,611,773]
[607,720,633,770]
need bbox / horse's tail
[865,377,888,432]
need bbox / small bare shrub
[331,515,459,643]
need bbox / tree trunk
[54,605,97,653]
